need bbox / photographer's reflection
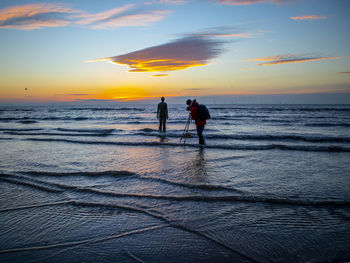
[196,146,206,173]
[181,147,208,184]
[158,134,168,143]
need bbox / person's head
[186,99,192,106]
[161,97,165,102]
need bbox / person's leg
[159,120,162,131]
[196,125,205,144]
[163,119,166,132]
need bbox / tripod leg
[183,116,191,144]
[180,115,191,143]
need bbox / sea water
[0,104,349,262]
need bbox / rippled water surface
[0,104,349,262]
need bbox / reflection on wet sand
[180,147,208,184]
[158,133,168,143]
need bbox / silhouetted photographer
[186,99,210,145]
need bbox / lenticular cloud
[90,36,224,74]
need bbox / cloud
[74,5,134,25]
[248,54,338,66]
[90,35,224,73]
[152,74,169,77]
[0,3,79,30]
[145,0,186,5]
[183,88,204,90]
[75,4,171,29]
[0,3,170,30]
[159,0,187,4]
[191,26,253,38]
[290,15,327,21]
[217,0,284,5]
[337,72,350,74]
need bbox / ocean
[0,104,349,262]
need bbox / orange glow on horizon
[92,86,178,102]
[2,88,349,103]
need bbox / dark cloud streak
[337,72,350,74]
[248,54,337,66]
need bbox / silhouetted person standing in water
[157,97,168,132]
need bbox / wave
[117,107,145,112]
[4,131,114,137]
[141,175,243,193]
[122,131,350,143]
[305,123,350,128]
[213,117,298,123]
[125,120,156,125]
[72,190,350,207]
[67,107,145,112]
[68,107,115,111]
[205,133,350,143]
[23,170,135,178]
[1,173,349,208]
[0,137,14,140]
[0,128,43,131]
[20,170,241,193]
[210,106,350,112]
[0,117,89,122]
[259,107,350,112]
[74,117,88,121]
[299,107,350,112]
[56,128,115,133]
[25,138,350,152]
[125,120,186,125]
[210,107,246,110]
[18,120,38,124]
[0,108,35,112]
[212,116,269,121]
[0,176,62,193]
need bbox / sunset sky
[0,0,349,103]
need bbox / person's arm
[165,103,168,119]
[157,104,160,119]
[190,107,198,120]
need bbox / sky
[0,0,349,104]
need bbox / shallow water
[0,104,349,262]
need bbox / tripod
[180,114,191,144]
